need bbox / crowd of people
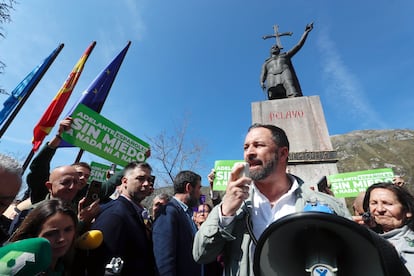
[0,119,412,275]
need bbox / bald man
[9,165,100,236]
[46,165,80,202]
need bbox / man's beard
[129,189,146,203]
[250,153,279,181]
[186,192,200,208]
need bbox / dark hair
[71,161,91,172]
[154,193,171,202]
[248,123,290,150]
[10,199,78,242]
[123,162,152,176]
[173,170,201,194]
[363,182,414,231]
[199,203,213,212]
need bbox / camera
[362,212,372,223]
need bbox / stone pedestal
[251,96,338,188]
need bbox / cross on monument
[262,25,293,49]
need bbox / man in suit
[87,162,157,275]
[153,170,202,276]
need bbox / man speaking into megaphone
[193,124,351,275]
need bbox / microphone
[0,237,51,276]
[76,230,103,250]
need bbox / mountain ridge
[332,129,414,192]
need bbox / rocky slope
[331,129,414,192]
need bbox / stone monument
[260,23,313,100]
[254,23,339,190]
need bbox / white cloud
[316,28,386,129]
[123,0,147,41]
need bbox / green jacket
[192,174,351,276]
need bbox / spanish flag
[32,41,96,151]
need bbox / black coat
[87,196,157,275]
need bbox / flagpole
[32,41,96,152]
[22,149,35,173]
[74,41,131,163]
[24,42,96,174]
[0,43,64,139]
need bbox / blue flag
[67,41,131,115]
[0,44,64,127]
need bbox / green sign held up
[328,168,394,198]
[213,160,244,191]
[89,161,122,183]
[62,104,150,167]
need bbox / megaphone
[0,237,51,275]
[253,212,410,276]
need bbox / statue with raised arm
[260,22,313,100]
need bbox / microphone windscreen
[76,230,103,250]
[0,237,51,276]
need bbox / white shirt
[251,176,299,240]
[218,175,299,234]
[249,176,299,275]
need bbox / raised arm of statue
[286,22,313,57]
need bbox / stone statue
[260,23,313,100]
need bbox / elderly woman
[363,182,414,274]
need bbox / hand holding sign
[62,104,150,167]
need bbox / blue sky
[0,1,413,193]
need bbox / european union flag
[67,41,131,115]
[59,41,131,148]
[0,44,64,127]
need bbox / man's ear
[120,176,128,189]
[185,182,192,193]
[279,147,289,160]
[45,181,53,193]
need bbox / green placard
[213,160,244,191]
[62,104,150,167]
[328,168,394,198]
[89,161,123,183]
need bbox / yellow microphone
[76,230,103,250]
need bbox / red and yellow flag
[32,41,96,151]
